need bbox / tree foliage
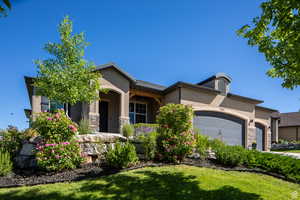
[237,0,300,89]
[34,16,102,105]
[0,0,11,17]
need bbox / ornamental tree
[34,16,102,106]
[237,0,300,89]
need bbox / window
[41,96,64,112]
[129,102,147,124]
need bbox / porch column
[119,91,130,133]
[88,101,100,132]
[247,119,256,149]
[271,118,279,143]
[31,87,41,121]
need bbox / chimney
[215,73,231,95]
[197,73,232,95]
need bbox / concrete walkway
[267,151,300,159]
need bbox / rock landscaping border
[0,159,298,189]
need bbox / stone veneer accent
[88,113,100,132]
[119,116,130,133]
[76,132,127,163]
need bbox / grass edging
[0,159,298,189]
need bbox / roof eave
[227,93,263,104]
[164,81,221,95]
[95,62,136,83]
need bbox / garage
[193,111,245,146]
[255,123,265,151]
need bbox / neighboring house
[24,63,279,151]
[277,112,300,141]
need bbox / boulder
[76,132,127,143]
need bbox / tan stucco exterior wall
[87,68,130,132]
[174,87,272,150]
[279,127,299,141]
[255,108,272,150]
[164,88,180,104]
[100,91,120,133]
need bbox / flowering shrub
[157,129,195,162]
[156,104,193,134]
[156,104,195,162]
[32,109,78,143]
[36,140,83,171]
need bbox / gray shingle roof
[135,80,166,91]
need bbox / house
[24,63,279,151]
[277,112,300,141]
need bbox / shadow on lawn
[0,169,263,200]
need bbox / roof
[24,62,274,109]
[135,80,166,91]
[24,76,35,107]
[255,105,278,113]
[164,81,221,94]
[197,73,232,85]
[279,112,300,127]
[95,62,136,82]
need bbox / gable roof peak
[95,62,136,82]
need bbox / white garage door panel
[194,111,245,146]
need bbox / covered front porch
[88,89,162,134]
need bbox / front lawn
[0,165,299,200]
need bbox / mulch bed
[0,159,298,188]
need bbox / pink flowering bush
[32,109,83,171]
[32,109,78,143]
[156,104,195,162]
[36,140,83,171]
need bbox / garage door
[194,111,245,146]
[255,123,265,151]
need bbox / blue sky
[0,0,299,129]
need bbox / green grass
[272,149,300,153]
[0,165,300,200]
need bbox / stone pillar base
[89,113,100,132]
[119,116,130,134]
[247,126,256,149]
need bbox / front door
[99,101,109,132]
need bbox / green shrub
[138,132,157,160]
[0,126,24,157]
[106,142,139,168]
[214,145,247,167]
[209,138,226,151]
[122,124,134,138]
[0,148,13,176]
[36,140,83,171]
[78,119,91,135]
[32,109,78,143]
[156,104,195,163]
[243,150,300,181]
[194,129,210,159]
